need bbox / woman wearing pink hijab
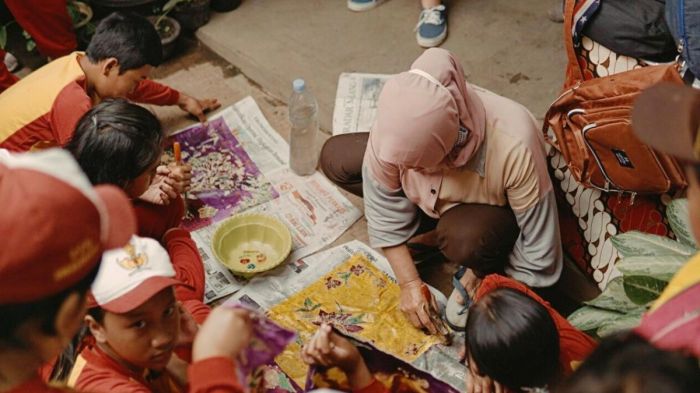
[320,48,562,333]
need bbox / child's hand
[302,324,374,390]
[175,302,199,347]
[466,355,505,393]
[164,162,192,193]
[177,93,221,123]
[139,173,178,205]
[192,307,253,362]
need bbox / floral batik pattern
[267,254,445,386]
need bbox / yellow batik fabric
[267,253,444,386]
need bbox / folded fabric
[305,331,459,393]
[227,303,297,389]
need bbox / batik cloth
[305,334,459,393]
[267,254,444,386]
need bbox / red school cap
[0,149,136,304]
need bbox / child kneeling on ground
[66,99,211,323]
[66,98,191,239]
[303,275,597,393]
[60,235,253,393]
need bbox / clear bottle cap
[292,79,306,92]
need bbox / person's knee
[437,204,519,274]
[319,133,368,196]
[319,137,344,183]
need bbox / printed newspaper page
[332,72,391,135]
[179,97,361,303]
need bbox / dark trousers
[320,132,520,277]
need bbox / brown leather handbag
[543,0,687,196]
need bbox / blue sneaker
[415,4,447,48]
[347,0,381,12]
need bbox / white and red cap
[90,235,179,313]
[0,149,136,304]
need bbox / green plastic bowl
[212,213,292,278]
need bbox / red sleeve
[50,81,92,145]
[555,317,597,375]
[181,299,211,326]
[475,275,597,375]
[75,369,152,393]
[188,357,243,393]
[128,79,180,106]
[163,228,207,303]
[353,378,389,393]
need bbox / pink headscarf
[366,48,486,190]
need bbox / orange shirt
[0,52,180,152]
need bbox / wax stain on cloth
[170,117,279,231]
[267,254,445,386]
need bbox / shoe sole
[416,28,447,48]
[347,0,381,12]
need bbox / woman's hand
[399,279,438,335]
[382,244,439,335]
[302,324,374,390]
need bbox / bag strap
[564,0,584,84]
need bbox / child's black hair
[466,287,560,391]
[65,98,164,188]
[50,307,105,383]
[0,266,99,349]
[558,332,700,393]
[86,11,162,73]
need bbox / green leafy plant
[0,21,13,50]
[568,199,697,337]
[155,0,190,28]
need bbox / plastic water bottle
[289,79,319,176]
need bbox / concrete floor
[157,0,570,297]
[197,0,567,131]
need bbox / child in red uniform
[0,148,136,392]
[0,11,219,152]
[66,99,190,237]
[66,100,208,323]
[65,236,253,393]
[303,274,597,393]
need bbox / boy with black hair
[0,11,219,152]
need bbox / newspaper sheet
[179,97,361,303]
[226,240,466,391]
[332,72,392,135]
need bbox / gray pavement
[198,0,567,131]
